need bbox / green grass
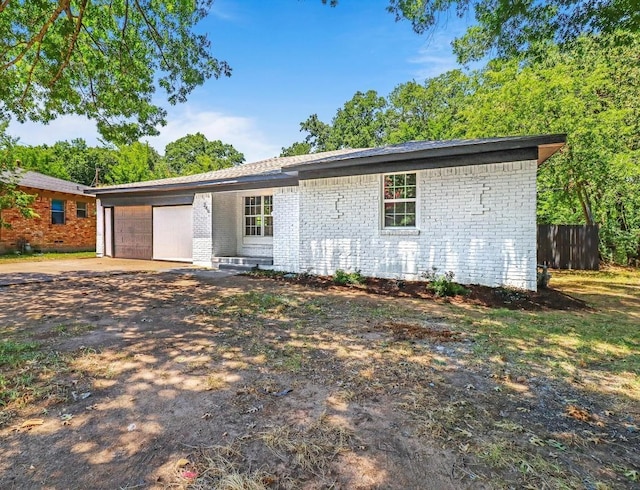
[448,267,640,394]
[0,251,95,263]
[0,340,40,368]
[0,340,70,414]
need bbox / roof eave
[87,173,298,196]
[283,134,567,173]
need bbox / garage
[113,206,152,259]
[152,205,193,262]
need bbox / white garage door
[152,205,193,262]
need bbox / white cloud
[7,108,282,163]
[407,39,459,81]
[142,108,281,162]
[8,115,103,148]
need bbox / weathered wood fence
[537,225,599,270]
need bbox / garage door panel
[114,206,152,259]
[153,206,193,261]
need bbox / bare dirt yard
[0,268,638,489]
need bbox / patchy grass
[447,267,640,399]
[0,340,73,418]
[1,268,638,489]
[0,251,95,263]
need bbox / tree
[327,90,388,149]
[385,0,640,63]
[0,1,230,144]
[386,70,471,143]
[456,33,640,263]
[0,124,37,229]
[287,91,388,153]
[105,142,160,184]
[287,31,640,263]
[163,133,244,175]
[280,142,312,157]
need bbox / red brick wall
[0,187,96,253]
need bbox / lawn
[0,251,95,263]
[0,267,637,489]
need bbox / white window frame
[239,192,274,246]
[76,201,88,218]
[381,172,419,231]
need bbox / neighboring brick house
[90,135,565,291]
[0,171,96,254]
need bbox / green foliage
[385,0,640,63]
[0,123,37,228]
[333,269,366,286]
[105,142,160,184]
[421,269,469,297]
[286,31,640,264]
[297,91,387,152]
[280,141,312,157]
[164,133,244,175]
[0,0,230,144]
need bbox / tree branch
[0,0,11,15]
[1,0,69,70]
[48,0,88,87]
[133,0,171,70]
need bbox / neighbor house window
[51,199,65,225]
[244,196,273,236]
[383,173,417,227]
[76,201,88,218]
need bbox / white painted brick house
[90,135,565,291]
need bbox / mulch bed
[246,272,589,311]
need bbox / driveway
[0,257,234,286]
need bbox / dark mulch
[246,272,589,311]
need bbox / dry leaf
[21,419,44,429]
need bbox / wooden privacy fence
[537,225,600,270]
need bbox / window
[76,201,88,218]
[244,195,273,237]
[383,173,417,227]
[51,199,65,225]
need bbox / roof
[4,170,93,197]
[282,135,566,172]
[99,147,363,190]
[90,134,566,196]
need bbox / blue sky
[9,0,472,162]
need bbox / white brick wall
[95,199,104,257]
[296,160,538,290]
[192,192,213,266]
[273,187,300,272]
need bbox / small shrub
[421,268,469,297]
[333,269,365,286]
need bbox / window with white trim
[383,173,417,227]
[76,201,88,218]
[244,195,273,236]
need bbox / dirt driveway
[0,257,197,284]
[0,269,637,489]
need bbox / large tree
[0,123,37,229]
[286,32,640,263]
[163,133,244,175]
[0,0,229,144]
[386,0,640,63]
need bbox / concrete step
[212,256,273,269]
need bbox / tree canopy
[0,0,229,144]
[386,0,640,62]
[163,133,245,175]
[285,31,640,264]
[0,123,37,229]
